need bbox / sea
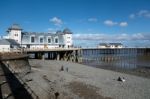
[81,48,150,72]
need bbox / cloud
[47,27,62,33]
[129,14,135,19]
[73,33,150,47]
[138,10,149,16]
[104,20,128,27]
[88,18,98,22]
[104,20,118,26]
[73,33,150,41]
[129,10,150,19]
[49,17,63,26]
[120,22,128,27]
[132,33,145,40]
[47,28,56,33]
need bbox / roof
[63,28,72,34]
[22,32,58,36]
[99,43,109,46]
[8,24,22,30]
[109,43,123,45]
[22,29,71,36]
[99,43,123,46]
[0,39,10,45]
[0,39,20,45]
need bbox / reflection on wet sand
[82,48,150,77]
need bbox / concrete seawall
[0,53,34,99]
[0,53,31,76]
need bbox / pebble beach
[20,59,150,99]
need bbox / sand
[20,59,150,99]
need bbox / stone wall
[0,53,31,76]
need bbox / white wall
[98,45,123,48]
[9,30,22,44]
[98,45,107,48]
[0,45,10,52]
[63,34,72,48]
[117,45,123,48]
[2,36,9,39]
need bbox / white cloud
[120,22,128,27]
[104,20,128,27]
[88,18,98,22]
[138,10,149,16]
[130,10,150,19]
[116,33,129,40]
[47,28,56,33]
[73,33,150,47]
[49,17,63,26]
[73,33,150,41]
[129,14,135,19]
[132,33,144,40]
[104,20,118,26]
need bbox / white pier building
[3,24,73,50]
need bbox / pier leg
[48,53,50,59]
[57,52,60,60]
[41,53,45,60]
[35,53,38,59]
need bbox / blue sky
[0,0,150,47]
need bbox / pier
[0,48,150,99]
[23,48,150,65]
[24,48,82,62]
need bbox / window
[55,38,58,43]
[40,37,44,43]
[31,36,35,43]
[48,38,51,43]
[14,34,18,36]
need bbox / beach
[17,59,150,99]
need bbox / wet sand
[17,59,150,99]
[86,64,150,79]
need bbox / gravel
[20,59,150,99]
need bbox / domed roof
[8,24,22,30]
[63,28,72,34]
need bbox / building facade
[6,24,73,49]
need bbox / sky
[0,0,150,47]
